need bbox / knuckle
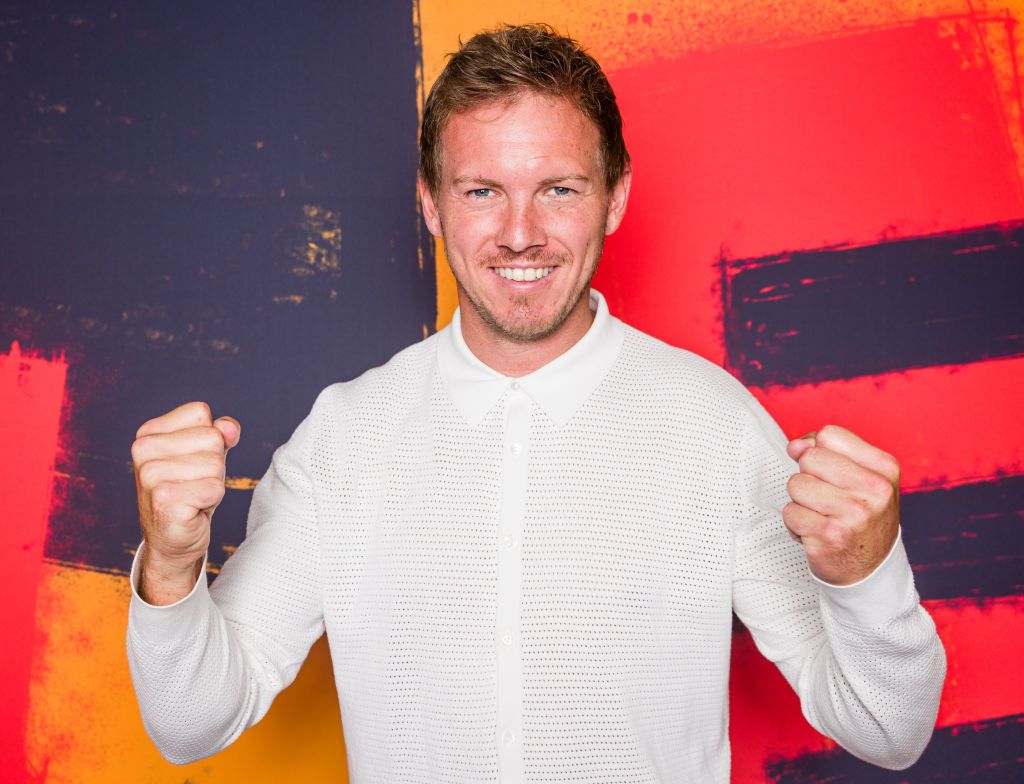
[200,428,224,453]
[135,414,162,438]
[847,497,872,525]
[876,480,896,508]
[786,473,802,494]
[822,524,846,548]
[817,424,839,445]
[150,481,174,508]
[203,478,226,506]
[201,451,226,475]
[880,451,901,481]
[868,472,893,498]
[189,401,213,424]
[782,501,800,523]
[138,460,160,488]
[130,437,147,465]
[798,446,820,471]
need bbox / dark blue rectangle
[767,712,1023,782]
[901,474,1024,602]
[0,1,434,573]
[722,221,1024,387]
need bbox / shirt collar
[437,288,625,428]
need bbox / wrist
[138,545,205,606]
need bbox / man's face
[418,91,631,344]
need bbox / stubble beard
[456,243,603,344]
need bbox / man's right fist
[131,401,240,604]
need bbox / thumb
[214,416,241,450]
[786,431,816,461]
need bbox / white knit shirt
[127,289,946,782]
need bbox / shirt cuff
[813,526,918,628]
[128,540,212,646]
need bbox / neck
[458,290,595,376]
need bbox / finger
[782,500,827,540]
[213,416,241,450]
[137,401,215,438]
[133,426,225,463]
[813,424,900,484]
[786,472,849,517]
[786,431,817,461]
[138,451,226,489]
[151,477,226,520]
[796,445,882,494]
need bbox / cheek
[441,217,496,261]
[549,206,604,249]
[445,207,504,241]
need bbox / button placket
[495,385,529,781]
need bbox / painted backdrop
[2,1,1022,782]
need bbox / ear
[417,175,444,238]
[604,163,633,236]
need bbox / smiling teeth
[495,266,554,281]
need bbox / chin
[489,305,572,343]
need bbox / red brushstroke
[0,342,67,781]
[750,357,1024,490]
[729,597,1024,783]
[596,16,1024,366]
[595,19,1024,780]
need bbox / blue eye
[469,188,493,198]
[550,186,573,197]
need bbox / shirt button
[510,442,522,456]
[511,381,521,391]
[501,533,516,547]
[501,730,516,745]
[500,632,513,646]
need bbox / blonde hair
[419,23,630,193]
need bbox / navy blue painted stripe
[901,474,1024,602]
[722,221,1024,387]
[0,1,432,571]
[766,712,1024,782]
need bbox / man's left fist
[784,424,901,586]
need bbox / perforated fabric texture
[127,292,945,782]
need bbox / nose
[496,196,547,254]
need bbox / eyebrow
[451,174,591,188]
[452,176,503,188]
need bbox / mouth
[490,265,556,282]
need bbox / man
[127,24,945,783]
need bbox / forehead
[440,91,601,180]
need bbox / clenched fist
[783,424,901,586]
[131,401,240,605]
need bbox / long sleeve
[731,395,947,770]
[125,387,334,764]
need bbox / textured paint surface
[420,1,1024,335]
[0,345,66,781]
[750,356,1024,491]
[2,0,1022,781]
[599,14,1023,363]
[25,565,347,783]
[724,222,1024,386]
[0,0,433,579]
[901,474,1024,601]
[766,712,1024,782]
[2,1,426,782]
[417,1,1024,782]
[730,598,1024,783]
